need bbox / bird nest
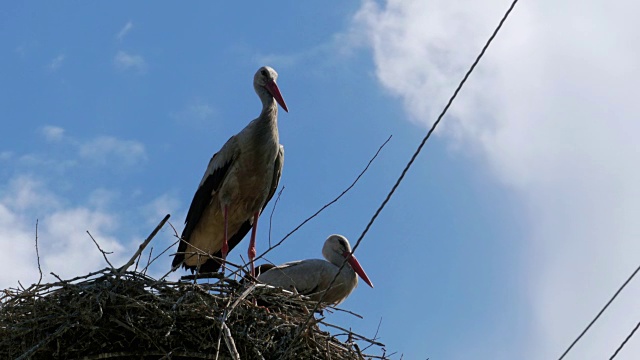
[0,219,389,359]
[0,268,389,360]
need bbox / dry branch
[34,219,42,285]
[253,135,392,265]
[118,213,170,274]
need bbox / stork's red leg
[248,211,259,277]
[221,205,229,271]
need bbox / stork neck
[252,82,276,121]
[327,253,354,273]
[333,257,357,287]
[248,98,279,150]
[258,99,278,124]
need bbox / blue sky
[2,1,640,359]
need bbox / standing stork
[172,66,288,276]
[257,235,374,305]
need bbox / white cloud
[141,193,181,227]
[88,188,119,209]
[0,176,128,287]
[254,32,362,72]
[116,21,134,41]
[0,203,39,287]
[40,207,125,277]
[1,175,60,212]
[40,125,65,142]
[79,136,147,166]
[15,153,78,171]
[354,0,506,130]
[0,172,184,289]
[47,54,65,71]
[114,50,147,72]
[11,128,145,169]
[355,0,640,358]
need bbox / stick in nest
[118,214,170,274]
[34,219,43,285]
[86,230,115,269]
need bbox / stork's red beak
[344,252,374,288]
[265,80,288,113]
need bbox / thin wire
[252,135,391,264]
[609,320,640,360]
[557,263,640,360]
[285,0,522,356]
[350,0,520,256]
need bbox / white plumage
[173,66,288,276]
[258,235,374,305]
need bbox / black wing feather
[174,146,283,273]
[171,151,233,269]
[198,147,284,273]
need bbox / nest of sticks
[0,216,389,360]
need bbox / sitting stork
[257,235,374,305]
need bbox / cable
[351,0,520,256]
[557,263,640,360]
[288,0,523,351]
[609,320,640,359]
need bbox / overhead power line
[285,1,523,355]
[558,263,640,360]
[351,0,521,255]
[609,320,640,360]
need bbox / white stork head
[254,66,288,112]
[322,234,374,288]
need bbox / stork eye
[260,69,268,77]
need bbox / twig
[118,214,170,274]
[268,186,285,248]
[142,238,180,275]
[143,247,153,275]
[80,351,218,359]
[46,268,110,285]
[319,321,385,347]
[362,318,384,352]
[86,231,114,269]
[215,283,260,359]
[35,219,43,285]
[253,135,391,264]
[167,220,180,241]
[221,322,241,360]
[16,323,73,360]
[215,295,236,360]
[373,317,383,340]
[156,240,181,282]
[328,306,364,319]
[134,249,142,273]
[156,221,182,281]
